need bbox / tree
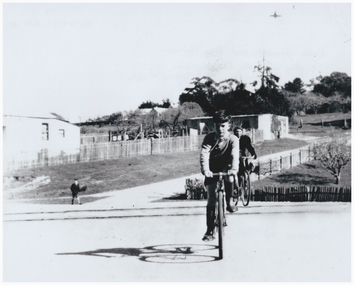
[220,83,257,115]
[284,91,329,116]
[106,112,123,124]
[138,99,172,109]
[326,92,351,113]
[178,101,205,120]
[305,75,323,91]
[138,100,156,109]
[313,72,351,98]
[159,102,204,133]
[312,137,351,184]
[253,64,280,89]
[284,91,309,115]
[159,108,181,132]
[251,63,293,116]
[305,93,329,114]
[179,76,240,115]
[283,77,306,94]
[312,73,351,113]
[160,98,172,108]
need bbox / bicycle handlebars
[240,155,256,159]
[212,172,233,176]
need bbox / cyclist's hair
[213,110,231,124]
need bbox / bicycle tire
[242,173,251,206]
[217,191,224,260]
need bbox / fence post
[280,156,282,171]
[258,161,261,180]
[290,153,292,168]
[150,138,153,155]
[344,119,348,129]
[308,145,311,161]
[306,186,310,201]
[270,159,272,175]
[299,150,302,164]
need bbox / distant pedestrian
[70,178,86,205]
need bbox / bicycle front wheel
[217,191,224,260]
[242,174,251,206]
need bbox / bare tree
[159,102,204,133]
[312,137,351,184]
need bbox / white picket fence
[4,135,204,171]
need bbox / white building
[186,114,289,142]
[3,113,80,171]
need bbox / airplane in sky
[270,11,281,18]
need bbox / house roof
[138,107,169,115]
[3,111,58,119]
[187,114,271,121]
[3,112,76,128]
[153,107,169,114]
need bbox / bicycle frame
[237,156,254,206]
[212,172,233,260]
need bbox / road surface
[3,175,351,282]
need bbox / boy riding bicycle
[200,111,239,241]
[234,126,257,178]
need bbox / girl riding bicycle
[200,111,239,241]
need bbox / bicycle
[234,156,255,207]
[212,172,234,260]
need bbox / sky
[3,2,352,123]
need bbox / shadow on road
[56,244,219,263]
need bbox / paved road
[3,175,351,282]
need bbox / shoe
[202,231,215,242]
[226,204,238,213]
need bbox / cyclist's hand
[253,154,257,159]
[203,170,213,178]
[227,169,237,177]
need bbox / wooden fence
[79,135,203,162]
[80,134,110,144]
[253,186,351,202]
[256,145,313,179]
[4,150,81,172]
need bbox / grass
[289,112,351,137]
[252,160,351,189]
[3,152,201,200]
[294,112,351,124]
[3,113,351,202]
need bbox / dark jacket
[200,132,239,173]
[239,135,256,158]
[71,183,81,197]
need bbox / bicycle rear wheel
[217,191,224,260]
[242,174,251,206]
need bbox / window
[42,123,49,140]
[242,120,250,130]
[59,129,65,138]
